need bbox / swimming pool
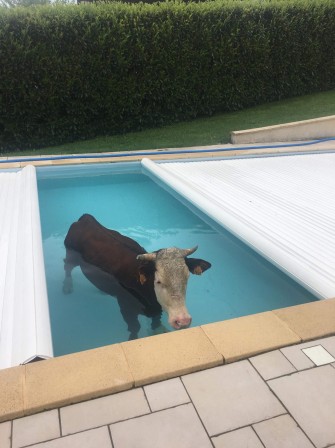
[37,163,317,356]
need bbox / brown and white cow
[63,214,211,338]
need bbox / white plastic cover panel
[142,152,335,299]
[0,165,53,369]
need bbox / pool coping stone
[24,344,133,415]
[202,311,301,363]
[273,299,335,341]
[1,299,335,422]
[0,365,25,421]
[1,139,335,170]
[121,326,223,387]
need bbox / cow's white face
[137,246,198,330]
[153,250,192,329]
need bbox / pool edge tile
[0,162,21,169]
[273,298,335,342]
[1,301,335,422]
[121,327,223,387]
[24,344,134,415]
[50,158,84,166]
[0,365,25,422]
[202,311,301,363]
[20,160,53,167]
[4,143,333,170]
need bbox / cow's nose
[173,316,192,330]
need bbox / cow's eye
[156,280,161,284]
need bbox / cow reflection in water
[63,214,212,340]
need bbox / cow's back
[64,214,147,281]
[65,214,144,251]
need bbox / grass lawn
[3,89,335,156]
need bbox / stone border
[1,299,335,422]
[1,138,335,170]
[231,115,335,144]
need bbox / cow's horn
[180,246,198,257]
[137,253,157,261]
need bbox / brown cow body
[63,214,211,339]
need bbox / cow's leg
[151,313,169,335]
[127,318,141,341]
[120,302,141,340]
[151,313,162,330]
[63,249,80,294]
[116,295,141,340]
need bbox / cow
[63,214,211,339]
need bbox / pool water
[37,163,316,356]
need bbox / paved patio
[1,335,335,448]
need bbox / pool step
[0,165,53,369]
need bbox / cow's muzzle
[171,315,192,330]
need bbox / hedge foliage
[0,0,334,150]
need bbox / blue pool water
[37,163,316,356]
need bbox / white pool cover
[0,165,53,369]
[142,152,335,299]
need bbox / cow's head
[137,246,211,330]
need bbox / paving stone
[144,378,190,412]
[281,347,314,370]
[61,389,150,435]
[268,365,335,448]
[281,336,335,370]
[249,350,296,380]
[28,426,111,448]
[309,336,335,357]
[110,403,212,448]
[253,414,314,448]
[12,410,60,448]
[182,360,285,436]
[212,427,263,448]
[0,421,11,448]
[302,345,335,366]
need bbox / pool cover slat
[142,153,335,299]
[0,166,53,369]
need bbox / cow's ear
[138,260,155,285]
[185,258,211,275]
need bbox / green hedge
[0,0,334,151]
